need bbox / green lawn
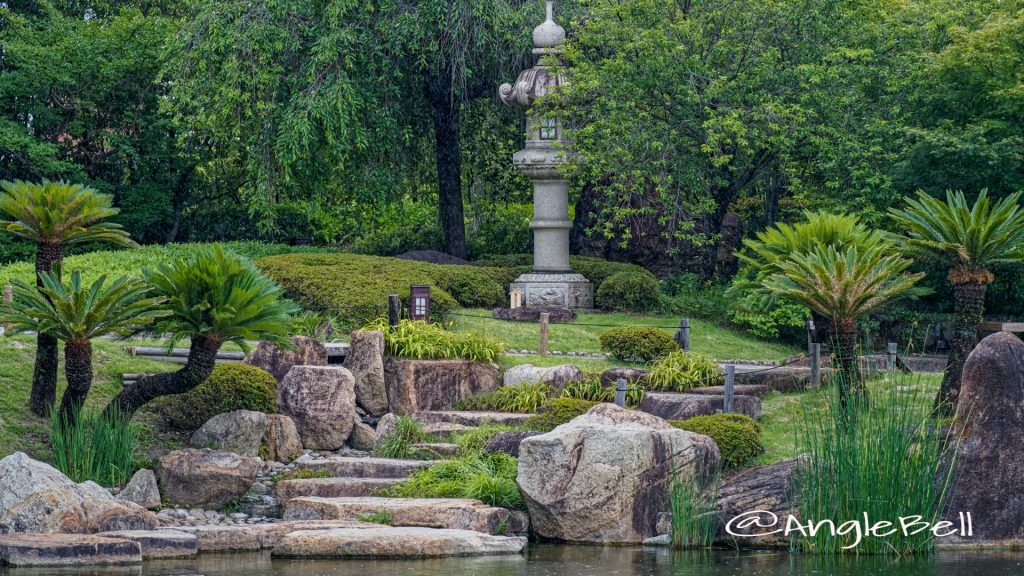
[449,309,799,362]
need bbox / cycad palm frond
[0,180,138,247]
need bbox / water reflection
[3,545,1024,576]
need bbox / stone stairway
[282,496,529,535]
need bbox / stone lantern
[499,0,592,309]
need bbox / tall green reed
[50,405,139,487]
[670,469,719,549]
[794,371,959,555]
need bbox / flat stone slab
[0,533,140,567]
[412,411,533,427]
[639,392,761,421]
[283,497,528,534]
[293,454,436,478]
[165,520,378,551]
[276,477,403,506]
[733,366,826,392]
[412,443,460,457]
[422,422,475,439]
[687,385,769,398]
[272,527,527,558]
[96,529,196,558]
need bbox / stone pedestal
[510,273,592,309]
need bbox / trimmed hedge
[524,398,599,432]
[670,414,763,469]
[474,254,654,295]
[255,253,513,327]
[152,363,278,433]
[595,271,662,312]
[599,326,678,362]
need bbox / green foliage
[727,293,809,342]
[595,271,662,312]
[559,374,645,406]
[661,274,731,323]
[272,468,333,483]
[366,319,504,363]
[671,414,763,469]
[387,453,524,510]
[794,375,958,554]
[599,326,678,362]
[358,509,394,525]
[350,202,443,256]
[374,416,435,460]
[50,406,138,488]
[669,472,718,549]
[466,203,533,260]
[145,245,297,352]
[0,180,136,248]
[457,382,550,413]
[474,254,651,294]
[450,423,521,457]
[152,364,277,433]
[646,350,722,391]
[523,398,599,432]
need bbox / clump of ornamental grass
[669,470,719,549]
[794,372,959,555]
[364,318,504,363]
[386,452,523,510]
[373,416,437,460]
[50,405,139,488]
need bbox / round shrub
[670,414,763,469]
[595,271,662,312]
[524,398,599,432]
[646,349,723,391]
[599,326,678,362]
[152,364,277,433]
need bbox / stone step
[412,443,460,458]
[282,496,529,535]
[639,392,762,421]
[0,533,141,567]
[276,477,404,506]
[164,519,379,552]
[272,526,527,558]
[412,411,533,427]
[422,421,476,439]
[687,384,770,398]
[95,530,197,559]
[292,454,437,478]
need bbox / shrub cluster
[599,326,678,362]
[595,271,662,312]
[152,363,278,432]
[671,413,763,469]
[646,349,722,391]
[366,319,504,363]
[523,398,599,432]
[474,254,656,302]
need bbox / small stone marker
[510,290,523,309]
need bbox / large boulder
[639,392,761,421]
[944,332,1024,543]
[712,456,804,548]
[0,452,157,534]
[155,449,260,509]
[348,421,376,452]
[276,365,356,450]
[189,410,269,457]
[246,336,328,382]
[385,359,500,415]
[517,404,719,543]
[117,469,161,511]
[262,414,304,463]
[503,364,582,389]
[344,330,388,416]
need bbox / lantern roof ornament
[498,0,566,108]
[532,0,565,53]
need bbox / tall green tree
[0,271,167,424]
[0,180,137,416]
[890,189,1024,415]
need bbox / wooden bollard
[388,294,401,326]
[811,343,821,390]
[539,312,549,356]
[675,318,690,351]
[723,364,735,413]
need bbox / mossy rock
[152,364,278,433]
[670,413,763,469]
[524,398,600,432]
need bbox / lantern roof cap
[532,1,565,52]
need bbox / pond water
[4,545,1024,576]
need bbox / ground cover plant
[366,319,504,363]
[645,350,723,391]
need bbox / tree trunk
[58,340,93,426]
[426,76,467,259]
[935,279,988,416]
[103,334,223,421]
[29,241,64,417]
[832,318,864,410]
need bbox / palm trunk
[29,241,64,417]
[832,318,865,410]
[59,340,93,427]
[103,334,223,421]
[935,279,987,416]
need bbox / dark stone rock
[189,410,269,457]
[262,414,304,463]
[344,330,388,416]
[492,307,576,323]
[118,469,160,510]
[484,431,541,457]
[0,533,141,567]
[599,367,649,386]
[639,393,761,421]
[687,385,770,398]
[713,456,805,548]
[155,449,260,509]
[384,358,500,415]
[276,365,356,450]
[944,333,1024,544]
[246,336,328,382]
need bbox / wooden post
[539,312,549,356]
[887,342,898,372]
[811,343,821,390]
[675,318,690,351]
[1,285,11,334]
[723,364,735,413]
[806,319,816,356]
[388,294,401,327]
[614,378,627,407]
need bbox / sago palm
[103,245,298,420]
[0,271,167,425]
[889,189,1024,415]
[761,244,926,405]
[0,180,138,416]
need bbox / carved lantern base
[510,273,593,310]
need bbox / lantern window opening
[539,117,557,140]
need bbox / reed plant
[794,372,959,554]
[457,381,551,413]
[559,373,645,406]
[669,470,718,548]
[50,405,139,487]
